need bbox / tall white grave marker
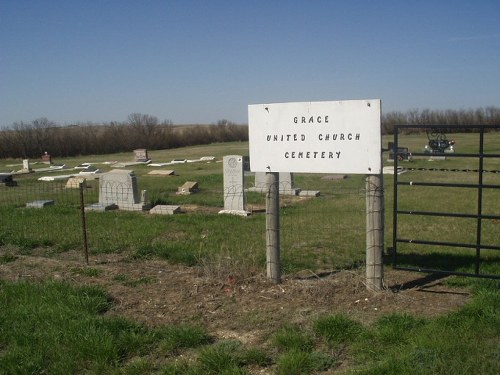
[219,155,250,216]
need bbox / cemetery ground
[1,136,500,374]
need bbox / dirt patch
[0,249,470,345]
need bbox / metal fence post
[366,173,384,291]
[79,182,89,265]
[266,172,281,284]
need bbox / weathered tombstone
[298,189,320,197]
[177,181,199,195]
[41,152,52,164]
[219,155,250,216]
[388,142,411,161]
[147,169,176,176]
[149,205,181,215]
[65,176,87,189]
[0,173,17,187]
[86,169,150,211]
[134,149,149,162]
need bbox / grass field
[0,134,499,374]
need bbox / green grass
[1,278,498,374]
[0,280,211,374]
[349,286,500,374]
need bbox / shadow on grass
[388,272,451,292]
[385,250,500,285]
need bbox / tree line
[381,106,500,134]
[0,114,248,159]
[0,107,499,159]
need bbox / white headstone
[22,159,31,171]
[219,155,250,216]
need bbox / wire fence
[0,172,368,273]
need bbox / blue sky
[1,0,499,127]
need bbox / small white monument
[22,159,32,172]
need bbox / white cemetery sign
[248,99,381,174]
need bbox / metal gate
[392,125,500,279]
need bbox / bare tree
[127,113,161,148]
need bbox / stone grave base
[149,205,181,215]
[246,187,301,196]
[26,200,54,208]
[85,203,118,212]
[298,190,321,197]
[147,170,176,176]
[118,203,151,212]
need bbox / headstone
[248,172,301,195]
[150,205,181,215]
[219,155,250,216]
[0,173,17,186]
[134,149,149,162]
[65,177,87,189]
[298,190,320,197]
[89,169,150,211]
[41,152,52,164]
[388,143,411,161]
[177,181,199,195]
[22,159,32,172]
[26,199,54,208]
